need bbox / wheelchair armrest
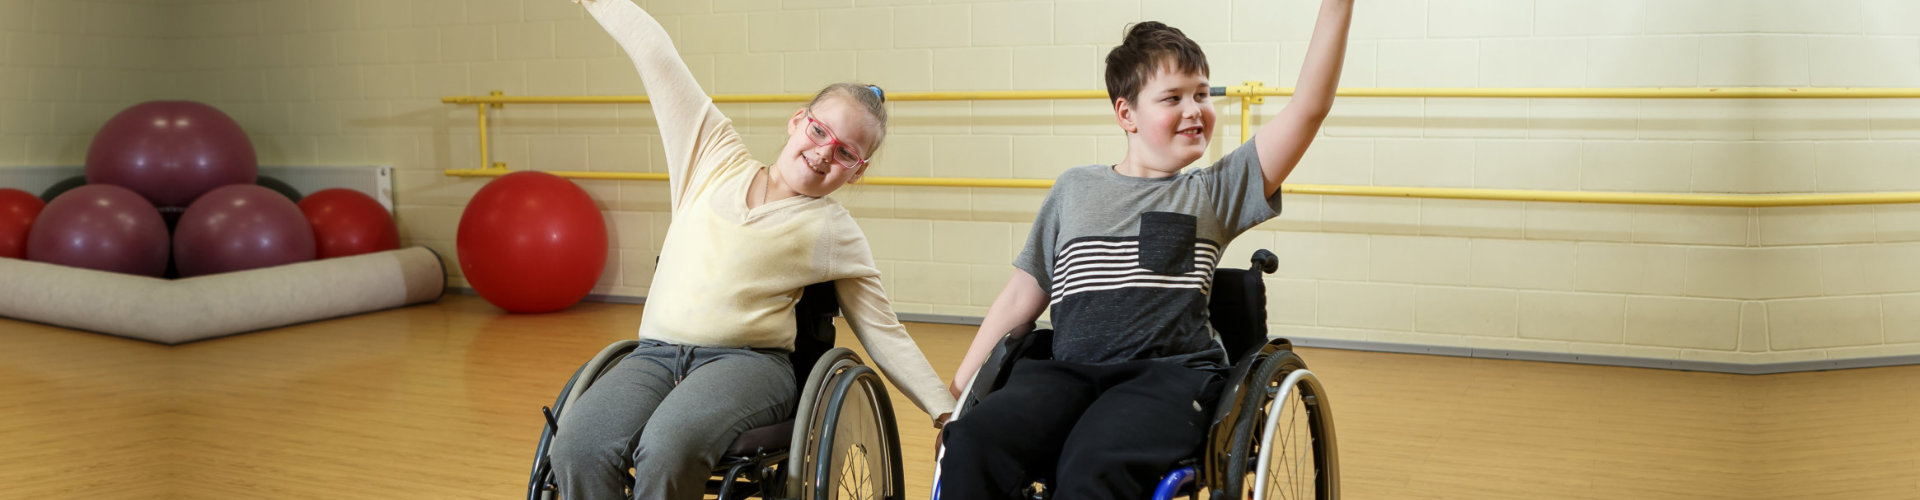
[1208,353,1263,427]
[1200,338,1294,489]
[1208,338,1294,426]
[960,323,1049,411]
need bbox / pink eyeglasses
[802,108,870,170]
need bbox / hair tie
[867,85,885,102]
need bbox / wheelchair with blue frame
[936,249,1338,500]
[526,282,903,499]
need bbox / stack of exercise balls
[8,100,608,315]
[2,100,400,278]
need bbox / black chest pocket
[1136,211,1198,275]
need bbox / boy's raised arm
[1254,0,1355,196]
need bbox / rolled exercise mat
[0,246,445,344]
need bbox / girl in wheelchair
[550,2,955,499]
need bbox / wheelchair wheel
[1248,351,1337,500]
[527,340,641,500]
[787,349,862,494]
[797,363,902,500]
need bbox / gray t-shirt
[1015,141,1282,370]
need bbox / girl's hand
[933,413,953,449]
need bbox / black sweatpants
[938,359,1224,499]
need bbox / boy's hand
[933,413,952,450]
[570,0,596,5]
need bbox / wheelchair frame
[937,249,1338,500]
[525,282,905,500]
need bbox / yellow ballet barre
[444,167,1056,189]
[442,166,1920,208]
[447,86,1920,149]
[447,86,1920,207]
[1292,185,1920,208]
[443,89,1113,104]
[1223,85,1920,99]
[442,87,1920,106]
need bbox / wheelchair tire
[1218,351,1337,500]
[527,340,642,500]
[527,361,583,500]
[800,364,903,500]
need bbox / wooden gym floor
[2,294,1916,499]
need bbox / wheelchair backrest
[1208,268,1266,366]
[790,282,840,389]
[1208,249,1278,367]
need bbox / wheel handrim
[1253,369,1323,500]
[818,368,893,500]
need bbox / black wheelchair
[936,249,1338,500]
[526,282,903,499]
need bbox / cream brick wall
[12,0,1917,366]
[0,0,180,168]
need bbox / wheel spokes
[1267,389,1315,500]
[839,443,871,498]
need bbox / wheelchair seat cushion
[725,417,795,456]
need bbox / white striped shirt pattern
[1048,239,1221,305]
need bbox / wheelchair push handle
[1251,249,1278,274]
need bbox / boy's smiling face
[1116,63,1215,176]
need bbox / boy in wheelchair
[940,3,1353,498]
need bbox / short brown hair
[1104,21,1209,106]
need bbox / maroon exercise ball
[457,171,607,313]
[173,184,315,277]
[0,188,47,259]
[86,101,257,209]
[298,188,400,259]
[25,184,169,276]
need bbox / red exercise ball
[0,188,46,259]
[299,188,400,259]
[457,171,607,313]
[173,184,316,277]
[86,101,257,209]
[26,184,169,276]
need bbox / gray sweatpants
[549,340,796,500]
